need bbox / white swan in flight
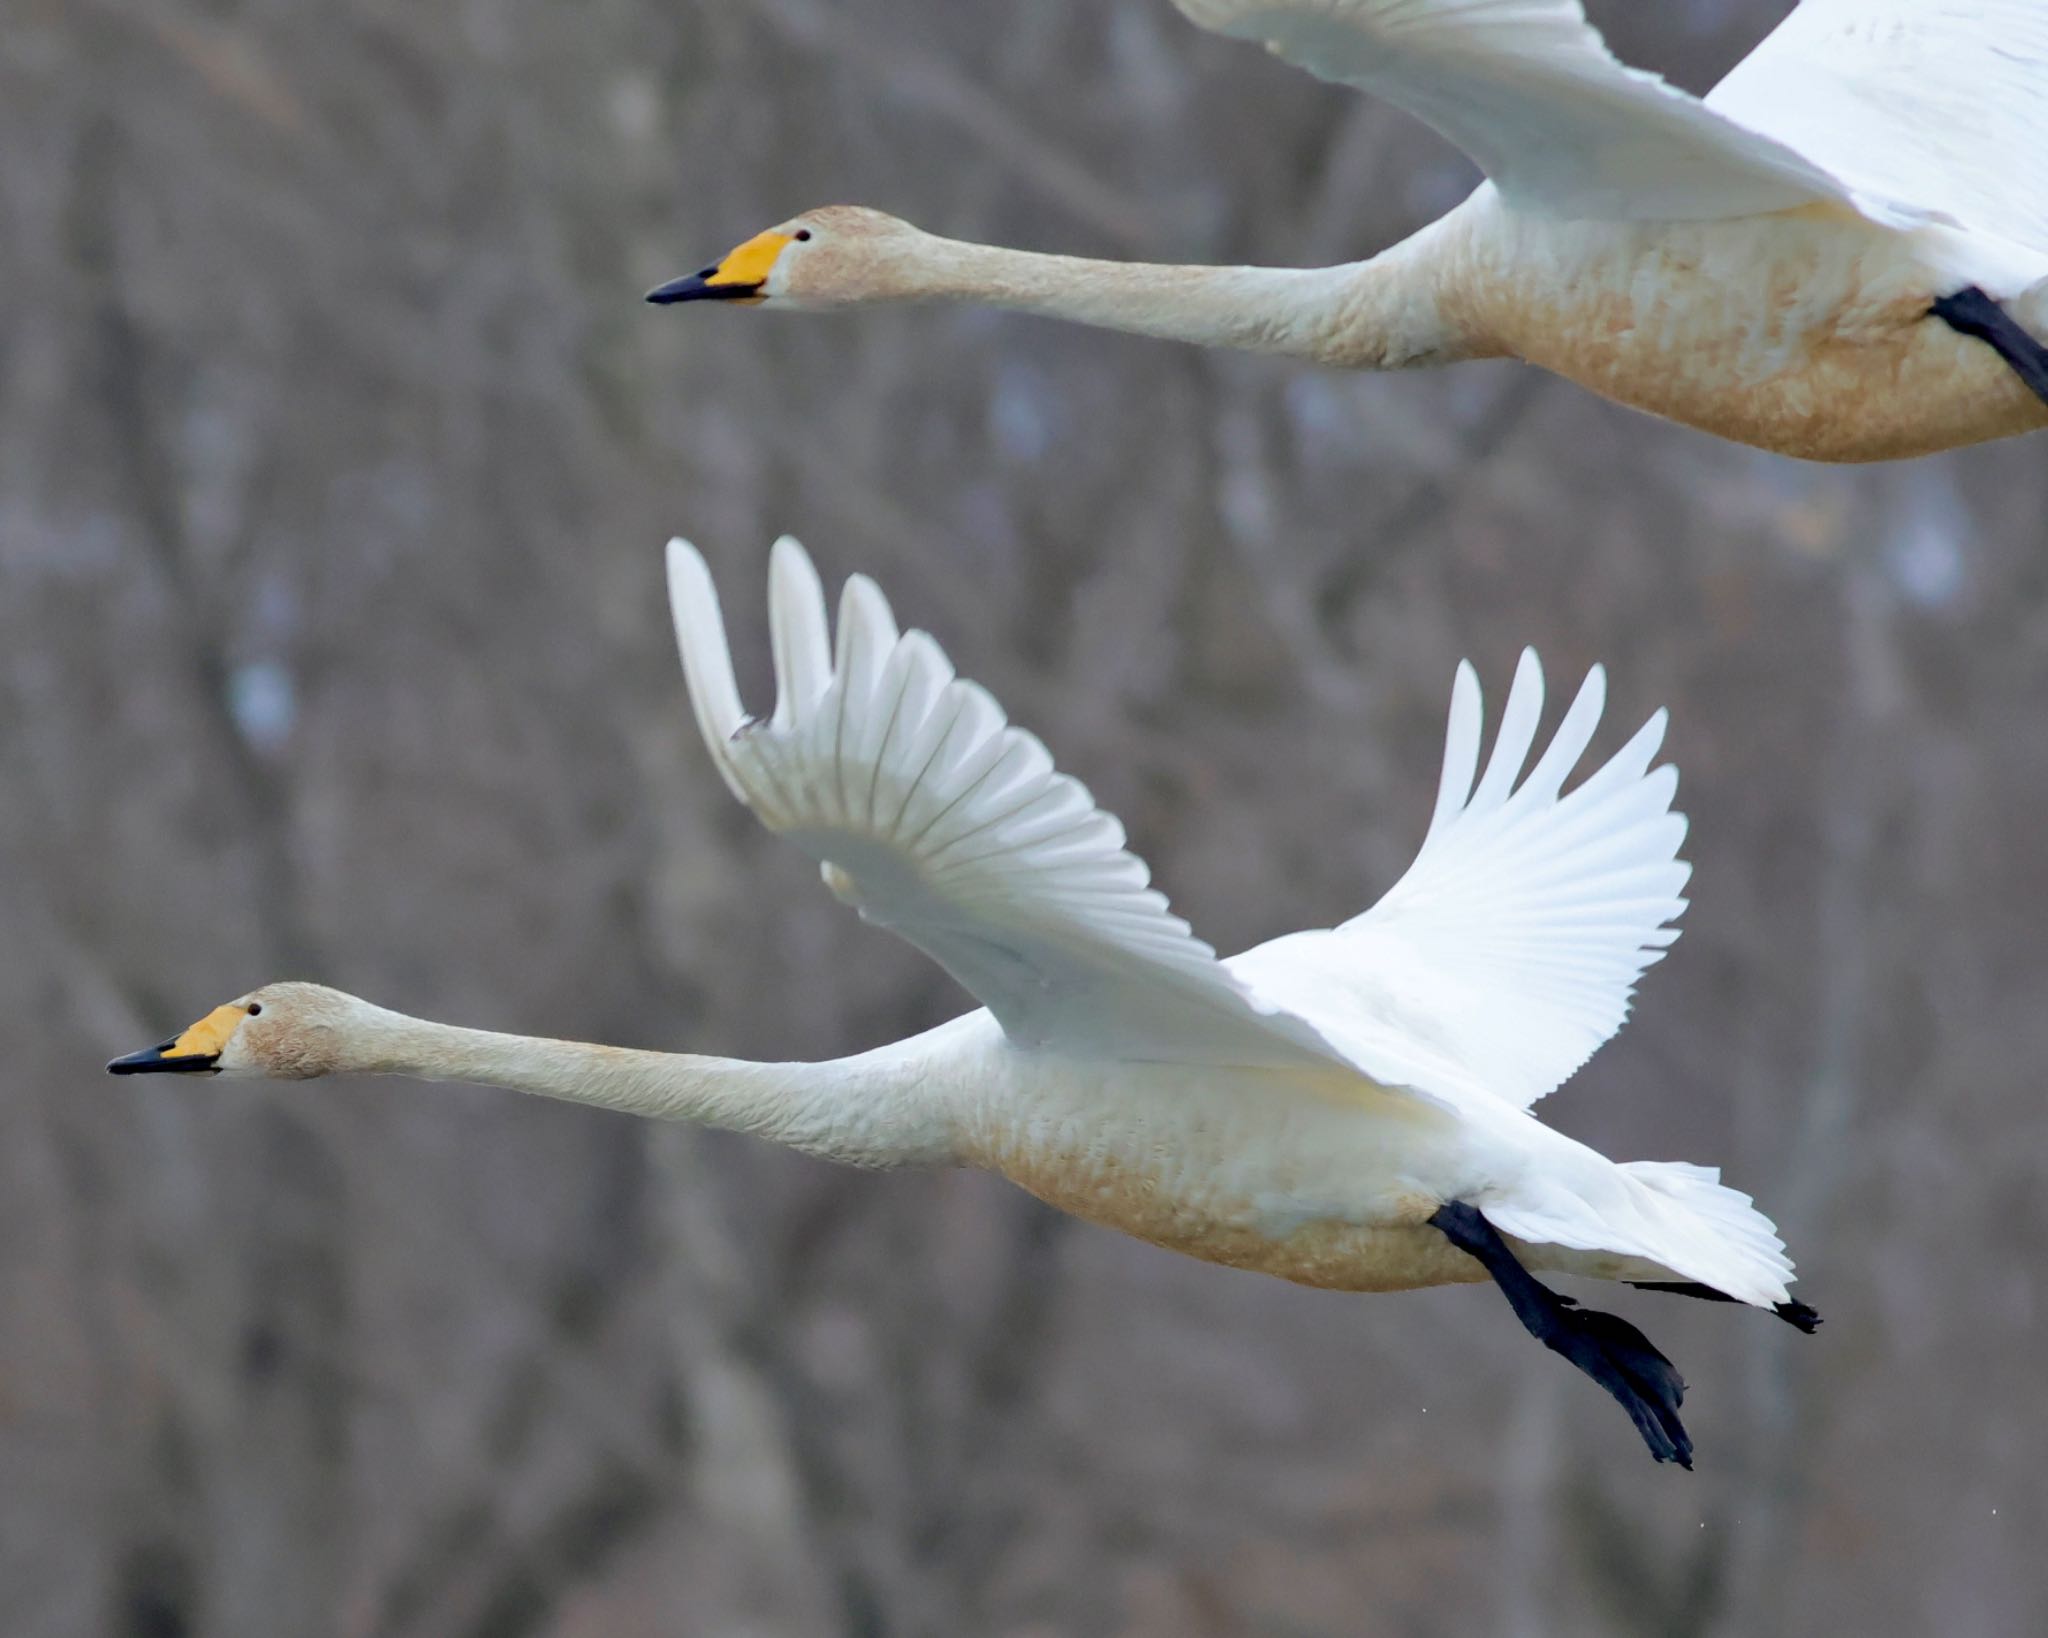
[112,535,1816,1466]
[650,0,2048,463]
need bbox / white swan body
[653,0,2048,462]
[1427,198,2048,461]
[117,535,1813,1463]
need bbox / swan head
[107,982,372,1081]
[645,207,930,310]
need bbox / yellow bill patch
[708,229,794,292]
[170,1004,248,1060]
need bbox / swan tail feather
[1614,1160,1795,1311]
[1485,1158,1795,1312]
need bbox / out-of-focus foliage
[4,2,2046,1634]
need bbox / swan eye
[793,229,812,242]
[246,1003,263,1017]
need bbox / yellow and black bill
[646,229,792,305]
[107,1040,219,1075]
[107,1004,242,1075]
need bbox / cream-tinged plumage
[116,535,1812,1466]
[652,0,2048,463]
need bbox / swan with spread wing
[652,0,2048,462]
[112,537,1815,1467]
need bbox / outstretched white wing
[666,536,1383,1073]
[1170,0,1926,226]
[1709,0,2048,255]
[1231,651,1689,1112]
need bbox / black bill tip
[645,272,764,305]
[107,1041,220,1076]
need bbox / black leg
[1931,286,2048,408]
[1430,1201,1693,1469]
[1629,1280,1822,1335]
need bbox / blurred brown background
[5,2,2046,1634]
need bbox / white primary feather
[1231,650,1689,1113]
[1169,0,1925,225]
[666,536,1380,1072]
[1709,0,2048,256]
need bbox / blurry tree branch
[746,0,1159,250]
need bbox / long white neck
[344,1008,955,1168]
[898,225,1481,369]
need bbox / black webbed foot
[1547,1303,1691,1467]
[1629,1279,1821,1334]
[1931,286,2048,408]
[1431,1200,1693,1469]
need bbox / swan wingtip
[665,535,706,578]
